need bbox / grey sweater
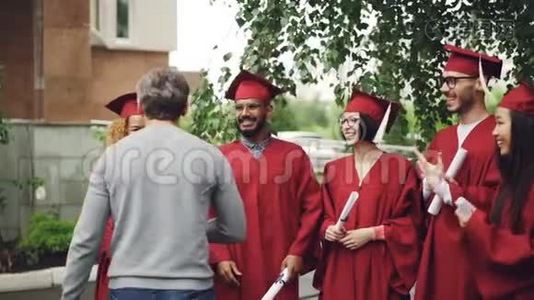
[62,123,246,300]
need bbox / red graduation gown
[464,186,534,300]
[95,218,113,300]
[415,116,501,300]
[209,139,322,300]
[316,153,423,300]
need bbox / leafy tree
[192,0,533,147]
[18,213,75,265]
[190,73,238,144]
[270,99,300,133]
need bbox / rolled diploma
[261,268,291,300]
[427,147,468,215]
[335,191,359,230]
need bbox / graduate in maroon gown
[415,45,503,300]
[95,93,144,300]
[209,70,322,300]
[314,90,423,300]
[454,81,534,299]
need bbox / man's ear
[266,103,274,119]
[474,75,491,94]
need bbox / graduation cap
[225,70,282,103]
[443,44,503,79]
[105,92,143,118]
[344,90,402,143]
[499,81,534,116]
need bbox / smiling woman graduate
[456,80,534,300]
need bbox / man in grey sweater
[62,67,246,300]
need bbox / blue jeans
[109,288,215,300]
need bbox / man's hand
[216,261,242,287]
[281,255,303,280]
[415,150,445,191]
[339,228,375,250]
[325,224,346,242]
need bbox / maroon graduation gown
[316,153,422,300]
[209,138,322,300]
[415,116,501,300]
[95,218,113,300]
[464,186,534,300]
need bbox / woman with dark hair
[455,81,534,299]
[95,92,144,300]
[314,90,422,300]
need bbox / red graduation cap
[499,81,534,116]
[443,44,503,78]
[345,90,402,132]
[225,70,282,103]
[105,92,143,118]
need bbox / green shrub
[18,213,75,265]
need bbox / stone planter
[0,265,97,300]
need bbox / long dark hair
[490,110,534,232]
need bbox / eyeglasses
[339,116,360,127]
[440,76,477,89]
[235,102,264,112]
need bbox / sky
[168,0,335,101]
[170,0,245,72]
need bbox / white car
[276,131,348,174]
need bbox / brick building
[0,0,200,122]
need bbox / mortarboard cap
[225,70,282,103]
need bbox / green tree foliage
[271,99,344,139]
[190,73,238,144]
[18,213,75,265]
[193,0,533,146]
[270,99,299,133]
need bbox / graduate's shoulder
[476,115,497,132]
[432,124,458,140]
[432,115,496,140]
[379,151,416,171]
[271,137,304,149]
[323,154,353,171]
[218,140,242,153]
[270,138,311,155]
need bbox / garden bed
[0,245,67,274]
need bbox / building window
[90,0,100,31]
[117,0,129,38]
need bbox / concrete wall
[0,122,104,240]
[0,124,33,241]
[31,124,104,221]
[0,265,97,299]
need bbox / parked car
[277,131,347,174]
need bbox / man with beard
[209,70,322,300]
[415,45,503,300]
